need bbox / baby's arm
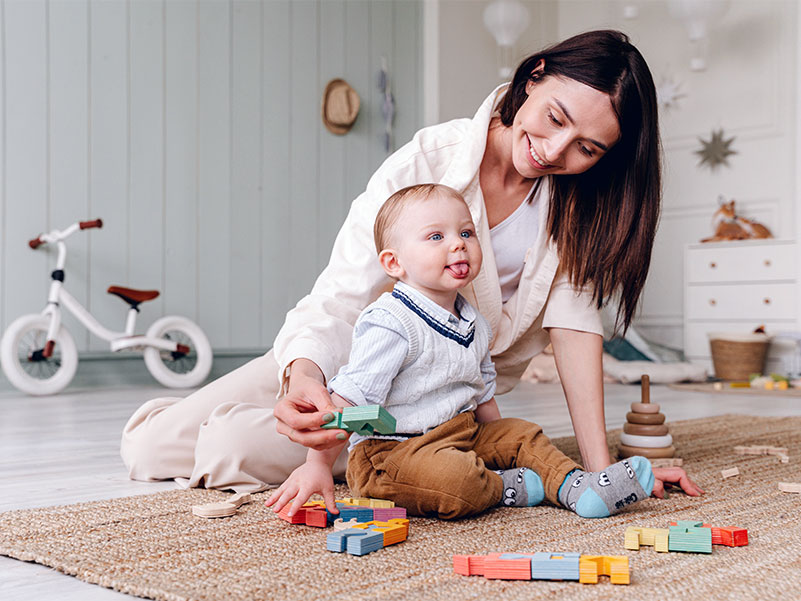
[266,391,353,516]
[474,341,499,422]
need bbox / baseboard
[0,350,264,393]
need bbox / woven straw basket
[708,332,770,380]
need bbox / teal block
[668,525,712,554]
[321,406,396,435]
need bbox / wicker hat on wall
[322,78,360,135]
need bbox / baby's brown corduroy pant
[346,411,580,519]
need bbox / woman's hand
[264,459,339,518]
[274,359,347,451]
[651,466,704,498]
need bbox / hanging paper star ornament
[695,128,737,170]
[656,75,685,111]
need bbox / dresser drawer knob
[764,259,772,267]
[763,298,771,305]
[709,261,717,269]
[708,299,717,306]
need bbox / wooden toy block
[453,554,486,576]
[619,444,676,459]
[624,526,669,552]
[778,482,801,493]
[530,552,581,581]
[352,518,409,546]
[372,507,407,521]
[650,457,683,468]
[326,528,385,556]
[192,501,238,518]
[333,518,360,531]
[329,502,374,524]
[276,503,308,524]
[625,411,665,425]
[668,524,712,554]
[721,467,740,479]
[321,406,396,435]
[623,423,669,436]
[484,553,534,580]
[340,497,396,509]
[579,556,630,585]
[304,505,329,527]
[717,527,749,547]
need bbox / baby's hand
[264,460,338,517]
[651,466,704,498]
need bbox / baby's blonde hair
[373,183,465,253]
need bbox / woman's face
[511,74,621,178]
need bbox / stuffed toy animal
[701,196,773,242]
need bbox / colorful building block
[668,521,749,547]
[320,406,397,435]
[668,524,712,554]
[326,528,385,555]
[452,553,629,585]
[579,556,630,585]
[273,497,406,528]
[531,552,581,581]
[624,526,669,552]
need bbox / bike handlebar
[28,218,103,249]
[80,218,103,230]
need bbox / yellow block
[624,526,669,552]
[579,556,630,585]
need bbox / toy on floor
[320,406,397,435]
[650,457,683,468]
[273,497,407,527]
[192,492,252,518]
[452,552,629,585]
[625,520,748,554]
[721,467,740,479]
[619,375,676,460]
[734,445,789,463]
[327,518,409,556]
[778,482,801,493]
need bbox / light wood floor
[2,380,801,600]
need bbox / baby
[267,183,655,519]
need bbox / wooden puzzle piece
[192,491,252,518]
[668,522,748,547]
[453,553,629,585]
[320,405,397,435]
[721,467,740,479]
[272,496,407,527]
[326,528,385,556]
[778,482,801,493]
[579,556,630,585]
[668,524,712,554]
[650,458,683,468]
[624,526,669,552]
[352,518,409,546]
[333,518,360,531]
[531,552,581,581]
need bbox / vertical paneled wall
[0,0,423,351]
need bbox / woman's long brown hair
[497,30,661,332]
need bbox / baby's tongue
[449,263,468,276]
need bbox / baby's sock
[497,467,545,507]
[557,457,654,518]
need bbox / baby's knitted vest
[366,291,492,434]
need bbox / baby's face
[388,192,482,298]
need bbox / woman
[121,30,701,498]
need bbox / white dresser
[683,239,799,375]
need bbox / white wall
[0,0,424,353]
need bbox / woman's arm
[548,327,612,471]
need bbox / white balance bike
[0,219,213,395]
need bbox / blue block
[530,552,581,581]
[347,530,385,556]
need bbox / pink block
[373,507,407,521]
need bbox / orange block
[453,555,486,576]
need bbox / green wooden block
[320,406,396,435]
[668,525,712,554]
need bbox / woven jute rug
[2,414,800,601]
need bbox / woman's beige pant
[120,350,348,492]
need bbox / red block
[484,553,532,580]
[277,504,307,524]
[453,555,486,576]
[717,527,749,547]
[305,506,329,528]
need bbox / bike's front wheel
[0,314,78,395]
[143,316,212,388]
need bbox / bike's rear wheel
[0,314,78,395]
[143,316,212,388]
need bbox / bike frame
[40,226,180,354]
